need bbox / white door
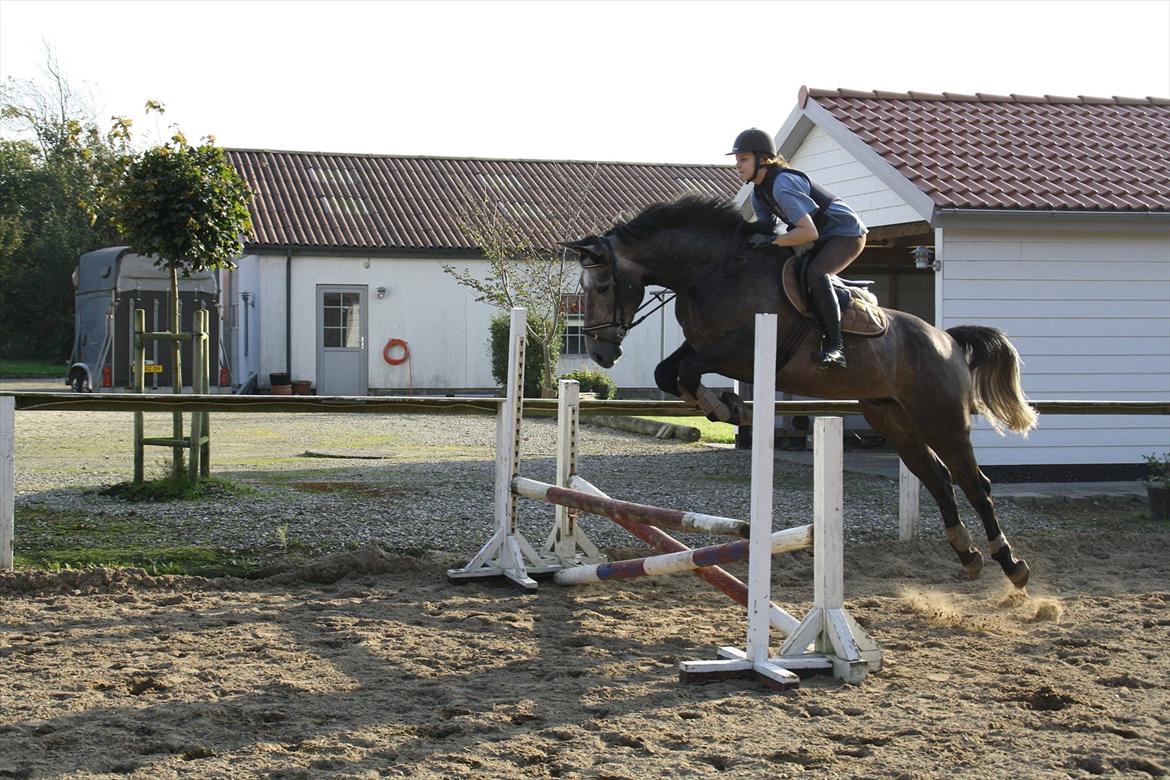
[316,285,368,395]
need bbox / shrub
[1145,452,1170,488]
[560,368,617,400]
[489,314,547,398]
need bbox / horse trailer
[68,247,225,392]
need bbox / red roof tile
[225,150,741,252]
[802,87,1170,212]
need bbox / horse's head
[559,234,647,369]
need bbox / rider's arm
[770,213,818,246]
[767,172,820,246]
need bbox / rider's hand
[748,233,776,248]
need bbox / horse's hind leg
[928,435,1030,589]
[860,400,985,578]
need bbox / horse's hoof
[718,391,751,427]
[960,549,984,578]
[1007,559,1031,589]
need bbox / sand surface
[2,532,1168,779]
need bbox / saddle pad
[782,257,889,337]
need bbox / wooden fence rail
[1,390,1167,571]
[6,392,1169,417]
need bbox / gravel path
[6,398,1094,561]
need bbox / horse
[560,196,1038,589]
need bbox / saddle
[781,257,888,337]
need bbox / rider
[729,128,867,369]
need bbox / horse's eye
[596,284,610,294]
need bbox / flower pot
[292,380,313,395]
[1148,484,1170,522]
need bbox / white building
[760,87,1169,478]
[223,151,740,398]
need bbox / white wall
[939,224,1170,466]
[277,255,498,390]
[786,125,921,228]
[245,254,719,394]
[229,255,263,387]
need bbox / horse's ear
[558,236,602,256]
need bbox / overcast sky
[2,0,1168,165]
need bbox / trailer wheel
[70,372,91,393]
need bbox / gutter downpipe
[285,246,293,380]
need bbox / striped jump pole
[554,523,812,585]
[512,477,750,538]
[566,475,801,636]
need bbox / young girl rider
[729,128,867,369]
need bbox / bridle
[578,234,672,346]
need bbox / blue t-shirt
[751,170,867,239]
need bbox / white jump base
[446,308,883,688]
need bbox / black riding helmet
[726,128,776,157]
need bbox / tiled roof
[225,149,741,252]
[801,87,1170,212]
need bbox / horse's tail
[946,325,1038,437]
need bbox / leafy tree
[115,111,253,386]
[0,51,130,360]
[114,108,252,476]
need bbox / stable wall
[236,253,717,395]
[937,218,1170,467]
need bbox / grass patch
[14,545,295,578]
[636,415,737,444]
[0,358,65,378]
[100,475,254,502]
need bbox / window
[476,173,524,192]
[309,167,357,188]
[320,195,369,215]
[561,293,587,356]
[673,177,723,196]
[322,292,362,348]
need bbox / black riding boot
[809,274,847,369]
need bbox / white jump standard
[676,315,881,688]
[447,308,882,688]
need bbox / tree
[443,171,607,394]
[0,50,131,360]
[114,109,252,476]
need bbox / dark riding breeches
[806,234,866,281]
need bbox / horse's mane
[612,195,749,244]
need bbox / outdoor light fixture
[376,286,388,299]
[912,245,940,272]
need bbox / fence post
[1,396,14,571]
[201,309,211,477]
[899,461,920,540]
[134,309,146,484]
[188,312,204,482]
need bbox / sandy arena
[2,531,1168,779]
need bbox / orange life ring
[383,338,410,365]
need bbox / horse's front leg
[675,343,753,426]
[654,342,694,398]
